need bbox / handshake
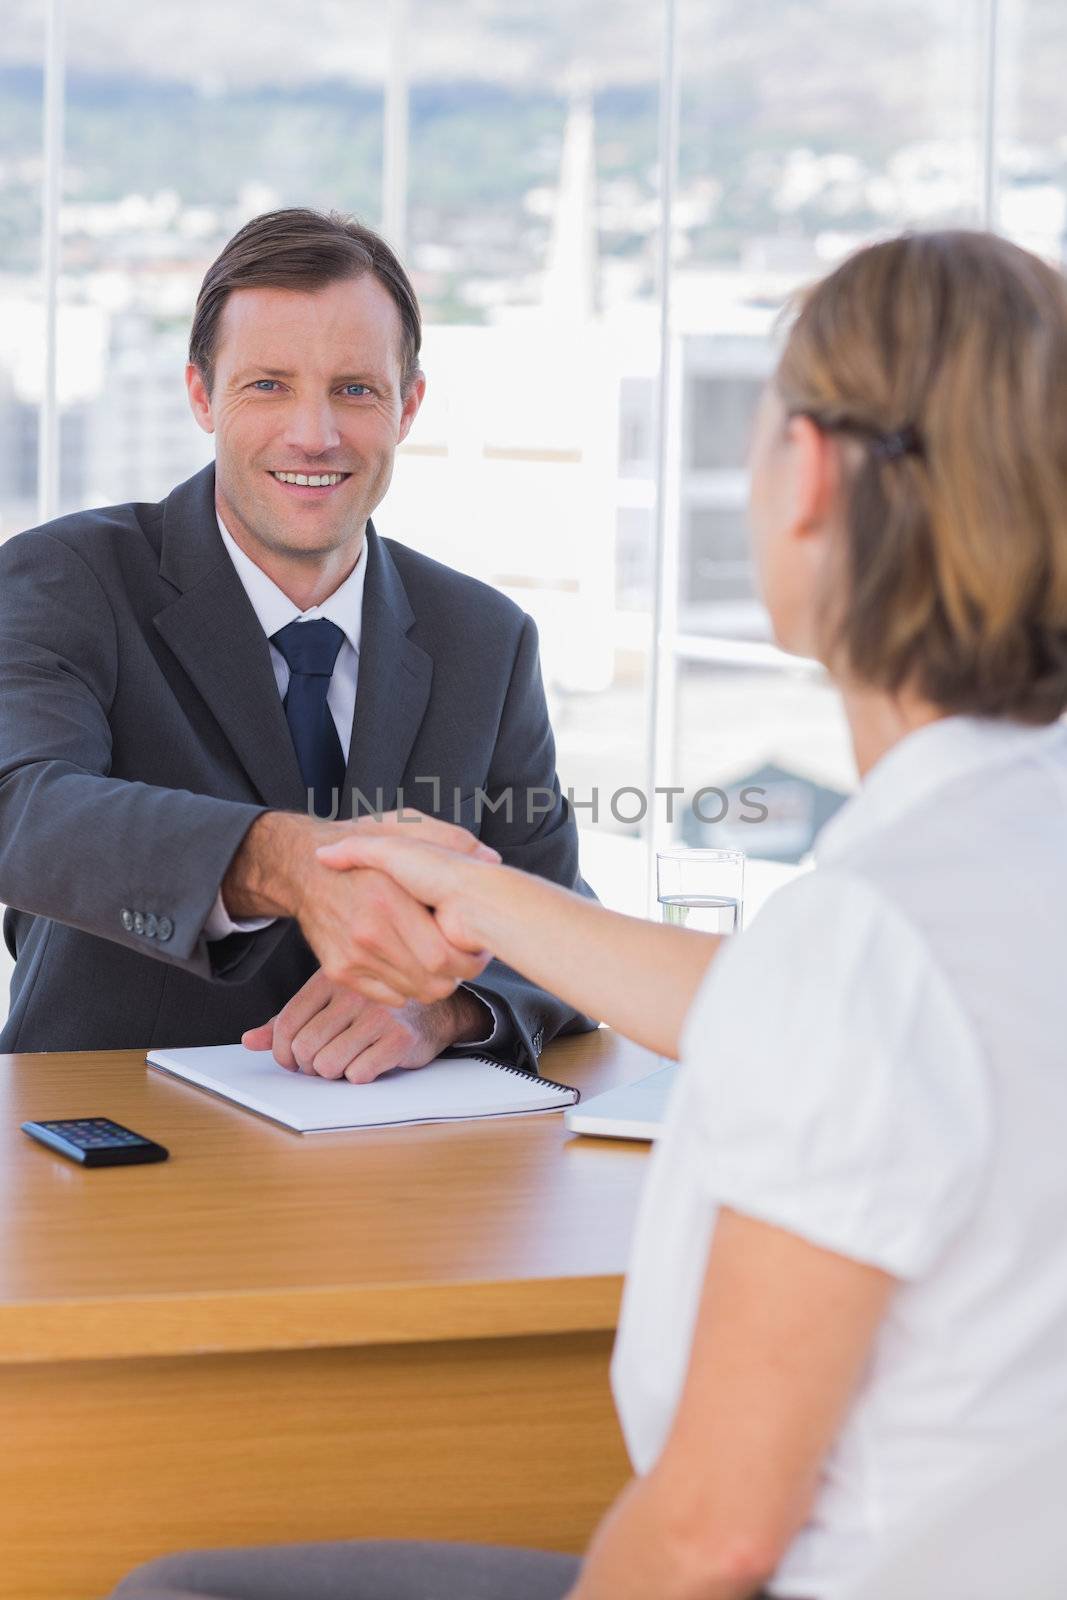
[221,809,511,1084]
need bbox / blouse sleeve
[678,868,993,1280]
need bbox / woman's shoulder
[685,860,971,1056]
[694,863,925,994]
[675,863,993,1278]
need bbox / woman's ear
[787,413,843,541]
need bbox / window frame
[33,0,1006,913]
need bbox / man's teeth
[271,471,347,487]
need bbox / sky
[2,0,663,89]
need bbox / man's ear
[186,362,215,435]
[397,370,426,444]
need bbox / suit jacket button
[121,908,134,932]
[144,913,158,938]
[157,916,174,942]
[133,912,145,935]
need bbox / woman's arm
[565,1208,895,1600]
[316,836,719,1059]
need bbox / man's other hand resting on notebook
[241,964,493,1084]
[225,810,502,1083]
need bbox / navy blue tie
[270,619,347,820]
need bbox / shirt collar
[816,714,1067,863]
[216,510,367,656]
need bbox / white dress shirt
[204,513,497,1046]
[203,514,366,941]
[216,515,366,756]
[613,715,1067,1598]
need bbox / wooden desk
[0,1030,656,1600]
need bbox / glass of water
[656,847,745,935]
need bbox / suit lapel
[342,527,433,818]
[153,465,307,810]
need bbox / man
[0,207,595,1076]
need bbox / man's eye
[342,384,370,397]
[252,380,279,391]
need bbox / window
[57,0,389,514]
[660,0,989,875]
[687,373,765,473]
[0,0,1055,1030]
[386,0,664,911]
[998,0,1067,262]
[1,11,44,539]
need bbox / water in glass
[658,893,740,935]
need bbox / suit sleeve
[0,530,284,982]
[452,611,599,1071]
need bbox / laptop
[564,1063,679,1141]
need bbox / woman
[116,230,1067,1600]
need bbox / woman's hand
[315,825,501,955]
[223,808,498,1008]
[318,810,721,1059]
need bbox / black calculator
[21,1117,169,1168]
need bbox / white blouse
[612,716,1067,1598]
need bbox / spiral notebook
[146,1043,579,1134]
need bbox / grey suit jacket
[0,463,597,1063]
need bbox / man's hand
[315,830,498,955]
[241,967,492,1083]
[222,809,500,1008]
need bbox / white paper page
[147,1044,577,1133]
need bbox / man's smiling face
[186,274,424,566]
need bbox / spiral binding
[467,1055,580,1103]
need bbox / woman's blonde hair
[776,230,1067,722]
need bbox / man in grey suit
[0,207,595,1075]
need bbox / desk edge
[0,1273,625,1364]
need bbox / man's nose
[282,397,342,457]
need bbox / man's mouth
[268,470,351,490]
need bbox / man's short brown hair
[776,229,1067,724]
[189,207,422,395]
